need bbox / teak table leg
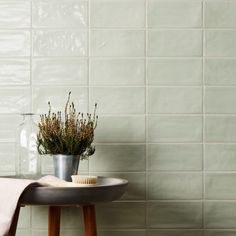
[8,205,21,236]
[48,206,61,236]
[82,205,97,236]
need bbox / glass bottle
[16,113,41,178]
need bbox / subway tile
[206,30,236,57]
[205,59,236,85]
[61,207,83,229]
[147,230,203,236]
[32,206,48,228]
[206,174,236,200]
[32,230,83,236]
[148,87,202,114]
[32,58,88,85]
[0,31,30,56]
[33,86,88,114]
[90,87,145,114]
[205,144,236,171]
[33,0,87,28]
[0,59,30,85]
[206,87,236,114]
[148,0,202,28]
[95,116,145,142]
[91,0,145,28]
[0,143,15,174]
[148,30,202,57]
[0,115,21,142]
[90,172,146,200]
[147,59,202,86]
[205,202,236,228]
[0,1,30,28]
[97,202,146,228]
[33,30,87,56]
[16,230,30,236]
[147,202,202,228]
[205,116,236,142]
[18,206,31,228]
[206,1,236,28]
[91,30,145,57]
[0,88,30,113]
[148,144,202,171]
[90,59,145,86]
[148,116,202,142]
[148,173,202,200]
[204,231,236,236]
[90,144,145,171]
[98,231,145,236]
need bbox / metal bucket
[53,154,80,181]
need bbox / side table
[7,176,128,236]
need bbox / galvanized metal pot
[53,154,80,181]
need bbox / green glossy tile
[32,58,88,86]
[90,145,145,172]
[91,30,145,57]
[90,59,145,86]
[148,144,202,171]
[147,59,202,85]
[18,206,31,228]
[148,1,202,27]
[147,202,202,228]
[98,231,145,236]
[206,1,236,27]
[148,173,202,200]
[91,0,145,28]
[148,116,202,142]
[16,230,30,236]
[205,59,236,85]
[90,172,146,200]
[204,231,236,236]
[90,87,145,114]
[205,202,236,228]
[33,1,87,28]
[147,230,203,236]
[0,143,15,174]
[205,116,236,142]
[95,116,145,143]
[61,207,83,229]
[206,30,236,57]
[148,87,202,114]
[206,87,236,113]
[206,174,236,200]
[205,144,236,171]
[32,230,83,236]
[97,202,145,228]
[32,206,48,228]
[0,115,25,142]
[148,30,202,56]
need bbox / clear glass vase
[16,113,41,178]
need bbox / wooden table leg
[8,205,21,236]
[82,205,97,236]
[48,206,61,236]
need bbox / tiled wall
[0,0,235,235]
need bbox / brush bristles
[71,175,97,185]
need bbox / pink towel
[0,175,66,235]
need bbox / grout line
[88,0,91,175]
[145,0,148,234]
[202,0,206,230]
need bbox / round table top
[19,176,128,206]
